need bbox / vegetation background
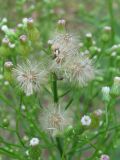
[0,0,120,160]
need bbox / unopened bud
[4,61,13,69]
[104,26,111,32]
[8,43,15,48]
[100,154,110,160]
[102,86,110,102]
[57,19,66,31]
[58,19,66,26]
[111,76,120,96]
[2,37,9,45]
[19,35,27,43]
[48,39,53,45]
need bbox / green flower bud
[101,86,110,102]
[2,118,9,127]
[111,77,120,97]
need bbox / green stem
[52,73,58,103]
[107,0,115,43]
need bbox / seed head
[13,60,47,96]
[63,55,95,86]
[40,104,72,136]
[51,33,79,64]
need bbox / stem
[56,137,63,157]
[51,73,67,159]
[52,73,58,103]
[107,0,115,43]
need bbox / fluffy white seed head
[40,104,72,136]
[63,55,95,86]
[81,115,91,126]
[13,60,47,96]
[100,154,110,160]
[30,137,39,147]
[51,33,79,64]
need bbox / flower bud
[100,154,110,160]
[2,17,7,23]
[57,19,66,32]
[8,42,15,49]
[85,33,93,48]
[104,26,111,32]
[27,18,34,25]
[93,109,103,117]
[47,39,53,46]
[111,77,120,96]
[1,25,9,32]
[4,61,13,69]
[19,35,27,43]
[2,37,9,46]
[102,86,110,102]
[2,118,9,127]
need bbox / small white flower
[100,154,110,160]
[13,60,47,96]
[81,115,91,126]
[30,137,39,147]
